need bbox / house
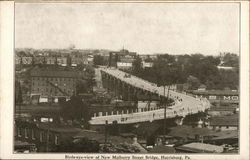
[208,114,238,131]
[117,61,133,70]
[167,125,216,144]
[14,140,37,153]
[155,135,177,146]
[207,130,238,146]
[57,57,67,66]
[87,55,94,65]
[175,142,224,153]
[22,56,33,65]
[197,84,206,91]
[149,145,176,153]
[45,57,56,65]
[15,56,21,65]
[71,57,84,66]
[15,120,82,152]
[142,61,153,68]
[34,56,45,64]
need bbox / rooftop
[73,130,133,145]
[190,90,239,96]
[168,125,216,139]
[210,114,238,126]
[176,142,224,153]
[211,130,238,140]
[149,145,176,153]
[30,67,83,78]
[37,123,83,133]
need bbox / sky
[15,3,239,55]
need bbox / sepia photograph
[0,1,248,159]
[13,2,241,154]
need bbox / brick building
[15,120,82,152]
[186,90,239,104]
[109,49,137,69]
[30,67,84,98]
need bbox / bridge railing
[89,99,209,124]
[89,103,208,125]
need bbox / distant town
[14,47,239,153]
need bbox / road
[89,68,210,125]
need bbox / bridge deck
[89,68,210,125]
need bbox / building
[30,67,84,99]
[15,56,21,65]
[208,114,238,131]
[187,90,239,104]
[217,66,234,70]
[45,57,56,65]
[71,57,80,66]
[142,61,153,68]
[117,61,133,70]
[109,49,137,68]
[87,55,94,65]
[175,142,224,153]
[21,57,33,65]
[149,145,176,153]
[15,120,82,152]
[56,57,67,66]
[34,56,45,64]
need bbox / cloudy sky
[15,3,239,55]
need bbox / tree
[76,79,88,94]
[187,75,200,90]
[60,96,90,124]
[132,56,143,76]
[222,53,239,67]
[15,81,23,105]
[93,55,105,65]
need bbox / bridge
[89,67,210,125]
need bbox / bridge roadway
[89,68,210,125]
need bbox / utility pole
[46,118,51,152]
[104,120,108,146]
[163,85,170,142]
[163,85,166,137]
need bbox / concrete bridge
[89,68,210,125]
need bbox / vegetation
[131,53,239,90]
[93,55,108,66]
[60,96,90,127]
[54,137,100,152]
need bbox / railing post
[99,112,102,116]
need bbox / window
[17,127,21,137]
[24,128,28,138]
[55,135,59,145]
[31,129,35,140]
[40,132,43,142]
